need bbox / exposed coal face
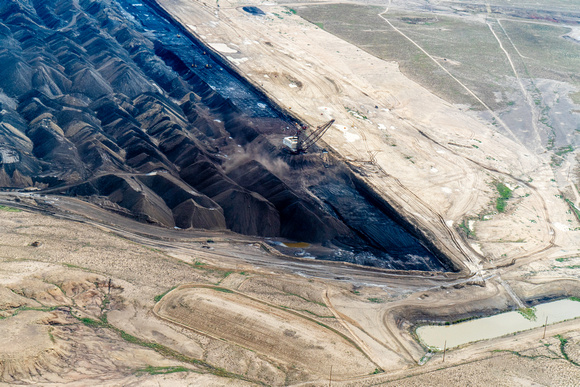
[0,0,453,271]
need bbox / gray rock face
[0,0,356,242]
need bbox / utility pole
[442,340,447,362]
[329,365,333,386]
[543,316,548,339]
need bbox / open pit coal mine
[0,0,454,272]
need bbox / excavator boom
[283,119,335,153]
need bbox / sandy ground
[159,0,580,277]
[0,196,579,385]
[2,0,580,385]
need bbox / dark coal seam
[349,172,458,273]
[138,0,300,124]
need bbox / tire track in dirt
[377,1,524,149]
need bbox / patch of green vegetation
[0,205,21,212]
[112,327,255,381]
[345,106,368,120]
[5,305,60,319]
[565,199,580,221]
[279,305,335,318]
[556,257,571,263]
[518,307,537,321]
[443,315,480,325]
[136,366,191,375]
[48,328,56,343]
[569,296,580,302]
[565,265,580,269]
[213,287,234,293]
[555,145,573,156]
[458,219,474,238]
[313,22,324,29]
[367,297,384,303]
[154,286,177,303]
[371,368,382,374]
[492,349,559,361]
[79,316,107,328]
[554,335,580,366]
[495,182,512,213]
[551,145,574,167]
[282,291,326,307]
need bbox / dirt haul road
[2,0,580,385]
[1,191,580,385]
[156,0,577,276]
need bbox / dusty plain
[2,0,580,385]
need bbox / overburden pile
[0,0,451,271]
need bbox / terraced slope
[0,0,451,270]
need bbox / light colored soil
[155,285,375,378]
[159,0,580,279]
[2,198,580,385]
[2,0,580,385]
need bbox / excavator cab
[283,119,335,154]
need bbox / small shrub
[517,307,536,321]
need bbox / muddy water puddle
[417,299,580,349]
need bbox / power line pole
[543,316,548,339]
[329,365,333,386]
[442,340,447,362]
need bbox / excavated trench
[0,0,455,272]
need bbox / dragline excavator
[282,119,335,154]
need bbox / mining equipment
[283,119,335,154]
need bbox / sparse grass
[345,106,368,120]
[458,219,474,238]
[77,313,260,383]
[0,205,21,212]
[135,365,191,375]
[556,257,571,263]
[517,307,537,321]
[367,297,384,303]
[48,327,56,343]
[555,335,580,366]
[495,182,512,213]
[213,287,234,293]
[79,316,107,328]
[565,199,580,221]
[279,305,335,318]
[154,286,177,302]
[296,3,580,146]
[284,291,326,307]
